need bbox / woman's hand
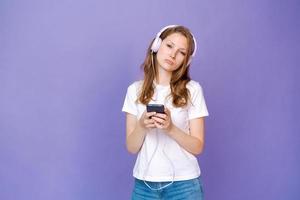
[151,108,173,133]
[139,111,157,129]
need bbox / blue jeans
[132,177,204,200]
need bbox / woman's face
[156,32,188,72]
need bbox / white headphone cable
[143,128,175,191]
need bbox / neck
[156,67,172,86]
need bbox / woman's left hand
[151,107,173,133]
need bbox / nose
[170,49,176,59]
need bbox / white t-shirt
[122,80,209,182]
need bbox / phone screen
[146,104,165,113]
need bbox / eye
[180,51,186,56]
[166,44,172,48]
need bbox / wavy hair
[138,26,196,107]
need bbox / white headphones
[150,25,197,66]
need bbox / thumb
[164,107,170,116]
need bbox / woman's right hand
[139,111,157,129]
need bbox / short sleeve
[122,83,138,116]
[188,81,209,120]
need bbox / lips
[165,59,174,65]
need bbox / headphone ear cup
[151,37,162,53]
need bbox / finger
[146,123,156,128]
[152,116,165,124]
[164,107,171,115]
[154,113,167,120]
[144,118,155,125]
[145,112,156,118]
[154,121,164,129]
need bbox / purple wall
[1,0,299,199]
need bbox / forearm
[167,125,204,155]
[126,123,147,154]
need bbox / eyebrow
[166,40,187,51]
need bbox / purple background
[1,0,299,199]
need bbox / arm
[152,109,205,155]
[167,118,205,155]
[125,112,156,154]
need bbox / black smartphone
[146,104,165,114]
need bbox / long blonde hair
[138,26,196,107]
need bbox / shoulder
[186,80,203,93]
[127,80,143,90]
[126,80,143,95]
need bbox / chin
[162,65,175,72]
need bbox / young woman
[122,25,209,199]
